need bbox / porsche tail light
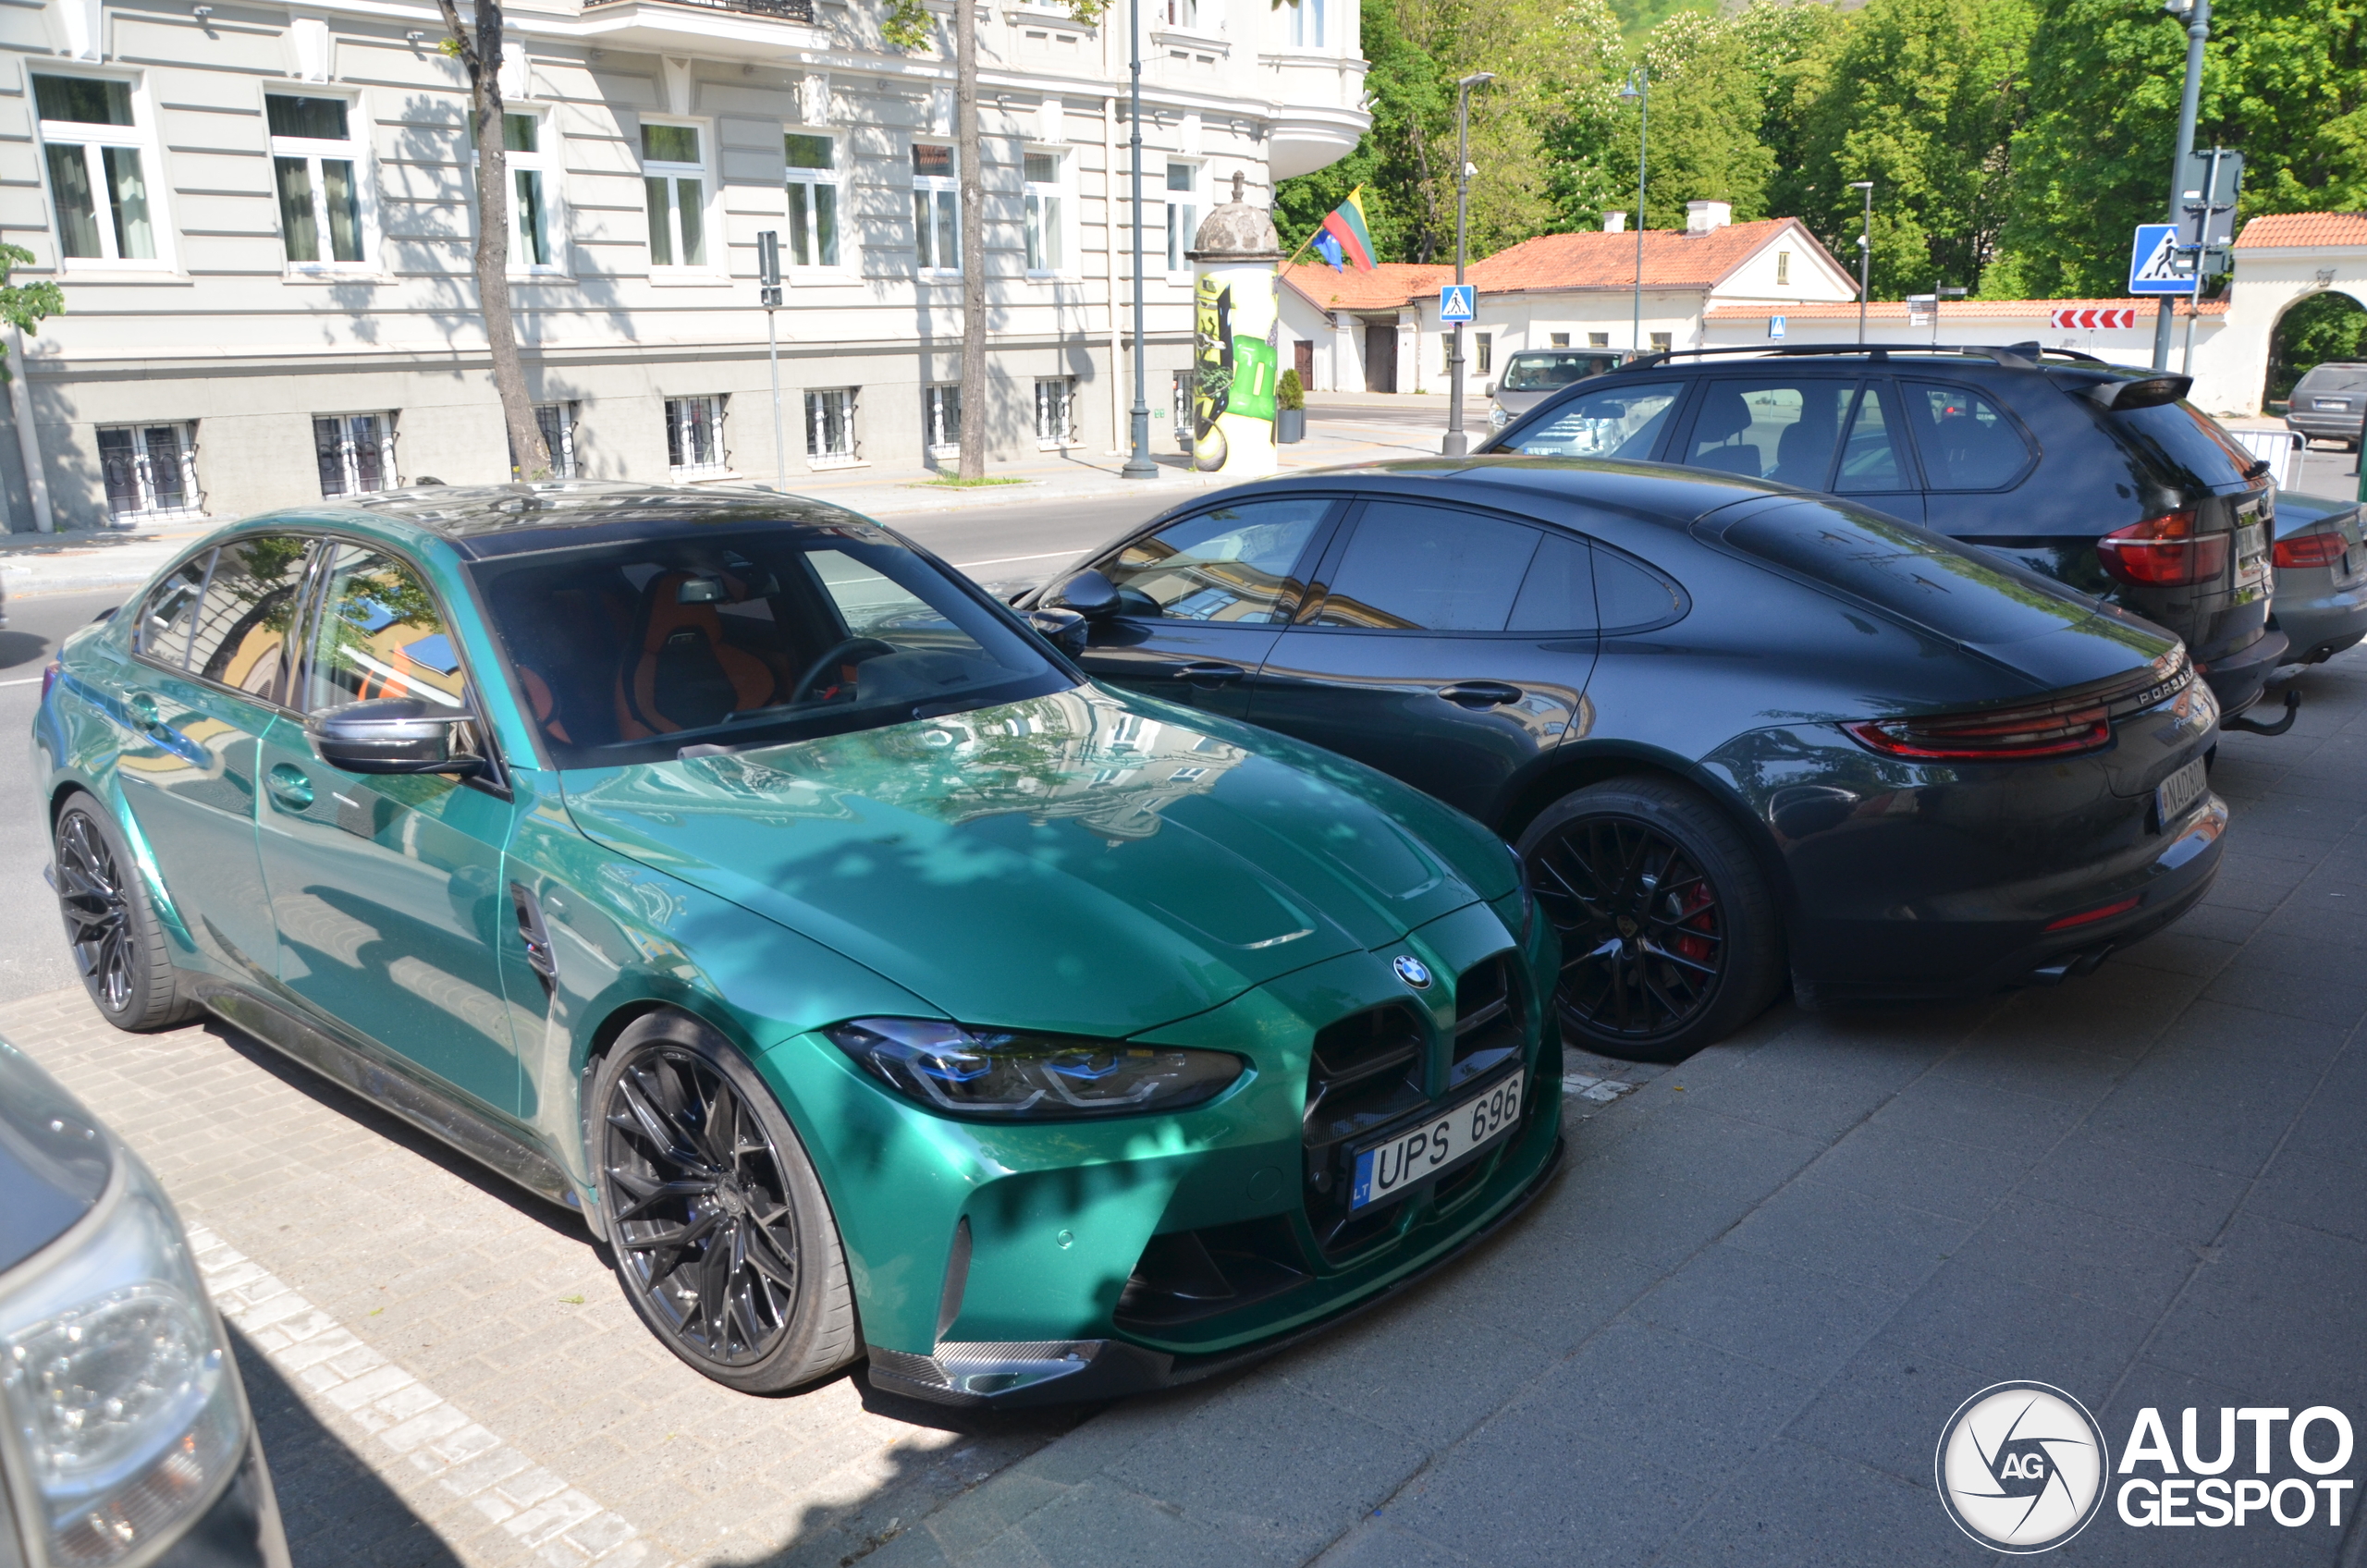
[1846,701,2112,761]
[2097,508,2228,587]
[2274,532,2348,570]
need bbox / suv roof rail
[1612,341,2112,373]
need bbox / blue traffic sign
[2128,223,2194,296]
[1439,284,1475,323]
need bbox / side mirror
[1026,606,1089,657]
[308,696,484,776]
[1045,568,1122,619]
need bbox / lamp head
[1848,180,1874,191]
[1458,71,1496,89]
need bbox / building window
[642,123,707,268]
[98,423,198,519]
[269,94,368,268]
[34,76,156,263]
[1775,250,1791,286]
[1588,332,1609,347]
[785,132,840,268]
[666,395,726,474]
[923,384,961,456]
[313,412,395,497]
[1650,332,1673,352]
[505,112,555,268]
[1549,332,1569,348]
[1477,333,1492,374]
[913,143,959,274]
[1165,161,1198,272]
[1035,377,1076,447]
[1161,0,1196,24]
[514,401,577,478]
[806,388,857,465]
[1287,0,1324,46]
[1024,151,1066,274]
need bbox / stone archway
[2209,214,2367,415]
[2263,288,2367,410]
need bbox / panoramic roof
[346,481,885,556]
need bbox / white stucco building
[0,0,1367,530]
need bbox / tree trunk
[955,0,987,481]
[438,0,549,480]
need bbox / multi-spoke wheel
[593,1011,857,1392]
[1516,777,1782,1062]
[53,792,195,1032]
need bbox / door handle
[1438,680,1525,708]
[1173,661,1246,688]
[265,763,315,811]
[125,692,161,732]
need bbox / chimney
[1685,200,1732,235]
[1602,210,1627,234]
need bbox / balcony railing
[585,0,815,19]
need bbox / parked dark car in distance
[0,1037,288,1568]
[1482,344,2291,727]
[2284,361,2367,449]
[1024,458,2226,1060]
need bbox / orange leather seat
[616,572,778,739]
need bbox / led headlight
[827,1019,1245,1120]
[1489,403,1509,430]
[0,1154,246,1568]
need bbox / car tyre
[1516,776,1783,1063]
[53,790,201,1033]
[592,1010,860,1393]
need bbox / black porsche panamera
[1020,455,2226,1060]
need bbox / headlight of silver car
[0,1155,245,1568]
[827,1018,1246,1120]
[1489,403,1509,430]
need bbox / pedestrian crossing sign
[1440,285,1475,323]
[2128,224,2194,296]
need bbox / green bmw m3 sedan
[31,484,1562,1404]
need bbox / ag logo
[1936,1381,2110,1553]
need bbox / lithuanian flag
[1314,188,1378,272]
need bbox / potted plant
[1275,368,1306,443]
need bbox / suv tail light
[2096,508,2228,587]
[2274,532,2348,570]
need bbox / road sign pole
[1443,74,1492,457]
[2154,0,2211,371]
[758,230,786,490]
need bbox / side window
[1507,533,1597,632]
[1834,383,1911,493]
[1594,549,1685,631]
[1904,383,2034,490]
[186,535,310,703]
[136,551,212,668]
[1683,379,1854,485]
[1097,497,1331,623]
[1310,502,1542,632]
[1504,381,1682,459]
[299,544,469,716]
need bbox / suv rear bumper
[2287,414,2363,445]
[2198,626,2289,715]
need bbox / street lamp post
[1121,0,1158,478]
[1441,71,1494,458]
[1849,180,1873,342]
[2152,0,2211,372]
[1619,69,1647,358]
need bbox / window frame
[531,401,579,479]
[312,410,399,497]
[665,394,729,476]
[1164,159,1200,277]
[127,533,322,713]
[1087,493,1348,627]
[97,422,202,521]
[1294,496,1565,637]
[1022,146,1073,278]
[265,90,378,276]
[31,70,169,272]
[1034,375,1078,448]
[805,386,861,468]
[911,141,962,277]
[922,383,962,458]
[488,106,565,276]
[640,117,716,275]
[1285,0,1326,47]
[783,130,846,276]
[1895,377,2041,494]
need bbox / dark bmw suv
[1485,346,2291,727]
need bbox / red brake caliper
[1674,881,1715,964]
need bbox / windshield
[469,525,1070,767]
[1499,352,1616,392]
[1494,380,1684,459]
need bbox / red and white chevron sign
[2050,307,2139,330]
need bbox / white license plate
[2156,757,2208,828]
[2235,523,2268,590]
[2314,398,2352,410]
[1350,1071,1525,1211]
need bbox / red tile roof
[1281,262,1454,312]
[1466,218,1833,294]
[2234,212,2367,249]
[1706,296,2228,320]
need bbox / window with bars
[642,123,707,268]
[508,402,578,478]
[313,412,395,497]
[806,388,857,464]
[923,385,961,456]
[666,396,726,473]
[1024,151,1065,274]
[1165,162,1198,273]
[912,144,959,274]
[785,132,841,269]
[1035,377,1077,447]
[34,75,157,264]
[269,94,368,267]
[97,423,199,519]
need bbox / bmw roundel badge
[1393,955,1432,990]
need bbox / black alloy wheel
[593,1011,857,1392]
[53,793,196,1032]
[1517,777,1783,1062]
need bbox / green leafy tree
[0,241,64,380]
